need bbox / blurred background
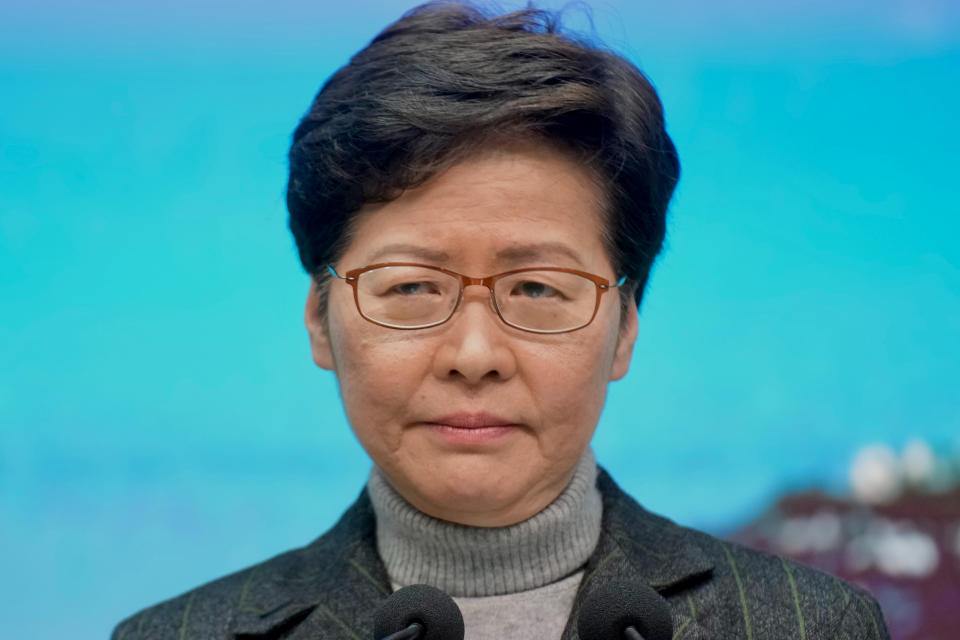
[1,0,957,637]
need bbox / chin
[416,467,546,526]
[379,446,556,525]
[422,487,530,527]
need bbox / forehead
[341,144,613,272]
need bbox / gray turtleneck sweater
[367,449,602,639]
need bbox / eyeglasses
[326,262,625,334]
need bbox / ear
[304,279,336,371]
[609,301,638,381]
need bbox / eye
[388,281,441,296]
[511,280,560,299]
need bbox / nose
[431,285,518,385]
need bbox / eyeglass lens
[353,265,598,332]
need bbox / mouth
[428,412,517,428]
[422,412,520,445]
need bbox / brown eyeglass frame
[326,262,626,334]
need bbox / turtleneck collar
[367,449,602,597]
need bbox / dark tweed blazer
[113,470,890,639]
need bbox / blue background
[2,1,958,637]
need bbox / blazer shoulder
[112,490,377,640]
[595,469,890,638]
[697,535,890,639]
[111,542,311,640]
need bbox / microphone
[373,584,465,640]
[576,579,673,640]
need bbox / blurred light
[901,438,935,487]
[850,444,902,504]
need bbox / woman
[114,3,890,639]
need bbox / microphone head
[373,584,465,640]
[577,579,673,640]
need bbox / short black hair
[287,1,679,310]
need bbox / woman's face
[305,143,638,527]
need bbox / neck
[367,449,602,597]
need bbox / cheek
[330,329,430,443]
[523,333,618,430]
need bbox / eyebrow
[365,244,451,264]
[495,242,585,268]
[364,241,585,268]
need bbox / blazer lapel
[562,470,715,640]
[229,490,392,640]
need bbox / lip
[427,412,517,428]
[422,412,520,445]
